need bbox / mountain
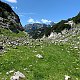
[24,23,51,32]
[51,12,80,33]
[24,23,51,39]
[25,12,80,39]
[0,1,24,33]
[27,27,51,39]
[50,22,55,27]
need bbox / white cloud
[27,18,41,24]
[27,18,35,23]
[41,19,51,24]
[35,20,40,23]
[27,18,52,24]
[5,0,17,3]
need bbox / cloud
[41,19,51,24]
[5,0,17,3]
[27,18,51,24]
[27,18,35,23]
[27,18,40,23]
[35,20,40,23]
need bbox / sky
[2,0,80,26]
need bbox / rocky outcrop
[0,1,24,32]
[24,23,50,32]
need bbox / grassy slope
[0,42,80,80]
[0,28,27,38]
[0,28,80,80]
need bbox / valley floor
[0,39,80,80]
[0,28,80,80]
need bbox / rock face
[24,23,52,39]
[24,23,49,32]
[0,1,24,32]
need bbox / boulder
[36,54,43,59]
[10,76,19,80]
[10,71,25,80]
[64,75,71,80]
[14,71,25,78]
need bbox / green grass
[0,42,80,80]
[0,27,80,80]
[0,28,27,38]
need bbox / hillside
[24,23,53,32]
[0,23,80,80]
[0,26,80,80]
[0,1,24,32]
[24,23,53,39]
[27,13,80,39]
[0,1,28,53]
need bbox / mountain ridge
[25,12,80,39]
[0,1,24,33]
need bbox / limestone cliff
[0,1,24,32]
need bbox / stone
[64,20,75,27]
[64,75,71,80]
[10,71,25,80]
[10,76,19,80]
[36,54,43,59]
[14,71,25,78]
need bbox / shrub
[72,12,80,24]
[52,20,71,33]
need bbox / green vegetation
[72,12,80,24]
[0,28,26,38]
[0,27,80,80]
[0,42,80,80]
[0,1,24,32]
[52,20,71,33]
[28,27,52,39]
[0,20,80,80]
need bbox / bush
[52,20,71,33]
[2,11,8,18]
[44,27,52,37]
[72,12,80,24]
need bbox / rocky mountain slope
[0,1,24,32]
[26,13,80,39]
[0,1,26,53]
[24,23,51,32]
[24,23,52,39]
